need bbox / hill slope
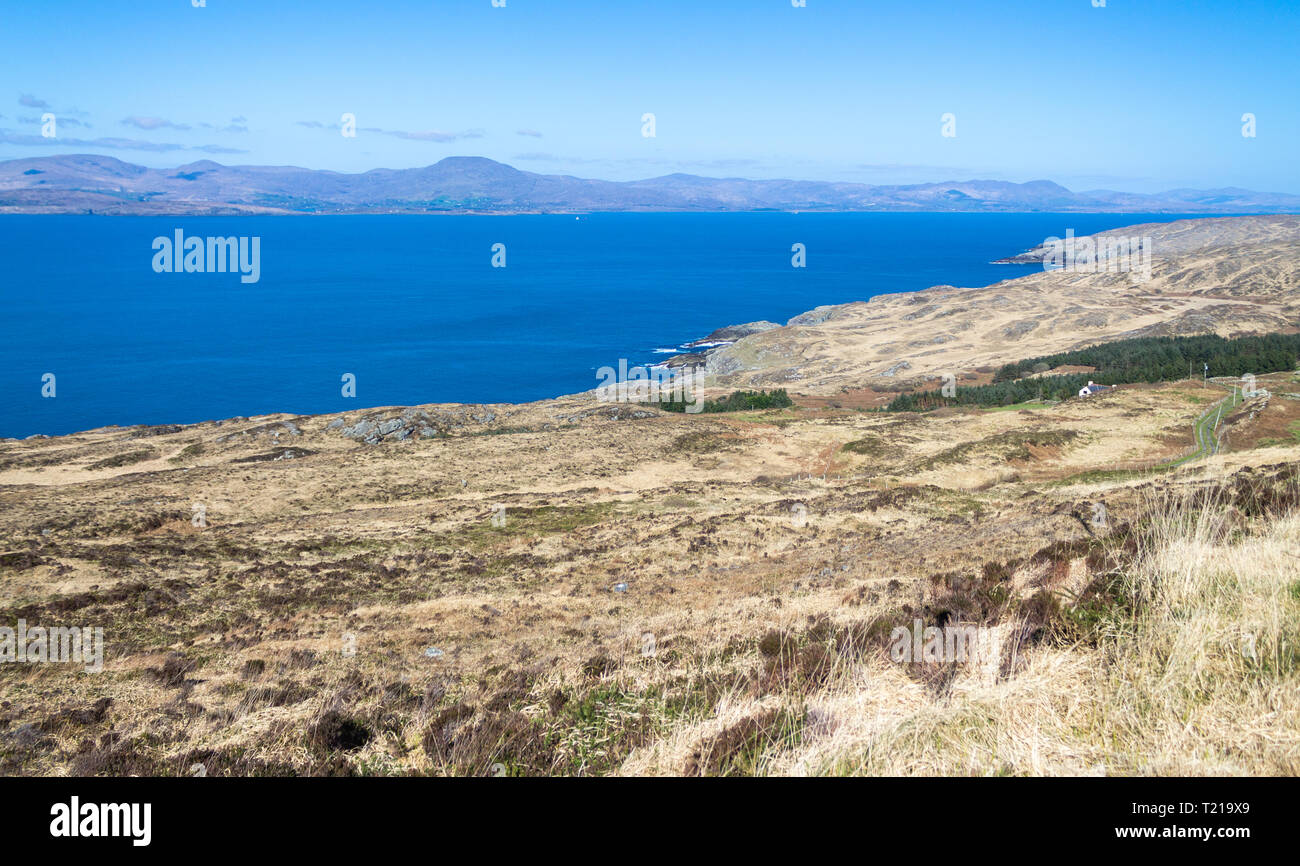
[688,215,1300,397]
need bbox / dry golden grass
[620,487,1300,776]
[0,369,1296,776]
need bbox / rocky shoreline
[659,320,782,370]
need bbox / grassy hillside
[2,370,1297,775]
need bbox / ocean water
[0,212,1210,438]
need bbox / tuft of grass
[917,429,1080,470]
[87,450,156,470]
[841,434,900,457]
[670,431,732,454]
[167,442,206,465]
[442,502,621,550]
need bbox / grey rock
[686,320,780,347]
[881,361,912,377]
[787,305,837,326]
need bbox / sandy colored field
[1,367,1297,775]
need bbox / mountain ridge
[3,154,1299,215]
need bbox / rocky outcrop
[215,420,302,443]
[685,321,780,347]
[786,305,840,326]
[327,407,499,444]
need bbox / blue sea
[0,212,1212,438]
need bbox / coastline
[6,214,1298,439]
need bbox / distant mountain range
[2,154,1299,215]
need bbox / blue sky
[2,0,1297,192]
